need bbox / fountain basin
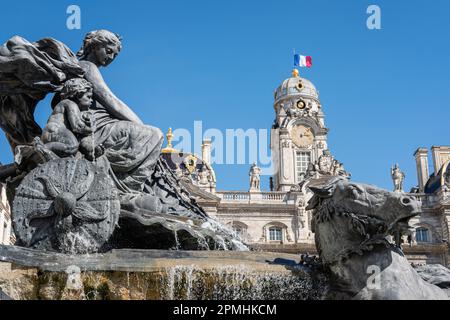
[0,245,328,300]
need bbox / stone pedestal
[0,245,328,300]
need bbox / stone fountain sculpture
[306,176,448,299]
[0,29,448,301]
[0,30,245,254]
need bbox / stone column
[270,127,280,190]
[431,146,450,175]
[414,148,429,192]
[201,139,212,165]
[278,129,294,192]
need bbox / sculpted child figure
[41,78,101,159]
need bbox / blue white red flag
[294,54,312,68]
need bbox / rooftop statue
[391,163,405,193]
[249,162,261,192]
[0,30,245,253]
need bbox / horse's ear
[308,185,334,198]
[306,194,320,210]
[307,176,342,198]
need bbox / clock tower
[270,69,329,191]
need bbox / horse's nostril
[402,198,411,205]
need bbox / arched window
[416,227,430,243]
[232,225,242,234]
[263,222,290,243]
[269,227,282,241]
[228,221,248,241]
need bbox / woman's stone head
[77,29,122,66]
[61,78,93,108]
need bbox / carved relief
[301,150,350,179]
[12,158,120,254]
[318,151,333,173]
[198,165,210,185]
[184,154,198,173]
[281,139,291,148]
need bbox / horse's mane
[312,197,397,264]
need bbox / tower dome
[274,69,319,104]
[160,128,216,193]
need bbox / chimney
[414,148,429,192]
[431,146,450,175]
[201,139,212,165]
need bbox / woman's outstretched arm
[80,61,143,124]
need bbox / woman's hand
[81,112,94,132]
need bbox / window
[269,227,282,241]
[296,152,311,182]
[232,226,242,235]
[416,227,430,243]
[229,222,248,241]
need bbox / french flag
[294,54,312,68]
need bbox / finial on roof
[161,127,177,153]
[166,127,173,148]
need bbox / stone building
[0,183,13,245]
[163,69,348,253]
[162,68,450,265]
[401,146,450,266]
[0,67,446,265]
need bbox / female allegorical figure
[71,30,166,212]
[0,30,200,215]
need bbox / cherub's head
[60,78,93,109]
[77,29,122,67]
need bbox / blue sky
[1,0,449,191]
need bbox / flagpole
[292,48,296,68]
[293,49,300,77]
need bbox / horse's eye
[350,185,364,193]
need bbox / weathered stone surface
[0,246,328,300]
[12,158,120,254]
[414,264,450,297]
[0,262,38,300]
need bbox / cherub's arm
[60,100,92,135]
[43,141,78,156]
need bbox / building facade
[1,68,445,265]
[402,146,450,266]
[163,69,349,253]
[162,68,450,266]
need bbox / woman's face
[93,43,120,66]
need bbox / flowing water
[159,264,323,300]
[172,229,180,250]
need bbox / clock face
[291,125,314,148]
[296,99,306,110]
